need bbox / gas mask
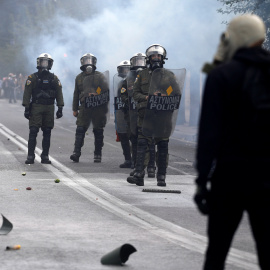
[213,14,266,63]
[37,53,53,71]
[85,65,93,74]
[150,55,163,70]
[213,32,230,63]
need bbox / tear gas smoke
[22,0,233,126]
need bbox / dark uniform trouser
[72,126,86,156]
[118,133,131,161]
[27,104,54,160]
[127,117,155,168]
[130,132,137,165]
[204,170,270,270]
[93,128,104,156]
[136,117,169,176]
[75,105,106,157]
[72,127,104,157]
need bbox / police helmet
[37,53,54,70]
[130,53,146,70]
[80,53,97,71]
[117,60,131,77]
[145,44,167,64]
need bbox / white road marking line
[168,165,190,175]
[0,123,258,270]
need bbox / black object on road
[0,214,13,235]
[142,189,181,194]
[100,243,137,265]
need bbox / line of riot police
[22,44,186,188]
[114,45,186,187]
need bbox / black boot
[70,126,86,162]
[157,174,166,187]
[93,128,104,163]
[120,160,132,168]
[127,170,144,184]
[41,127,52,164]
[156,140,169,187]
[119,133,132,168]
[25,126,39,164]
[127,138,147,186]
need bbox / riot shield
[126,70,138,135]
[113,73,128,133]
[82,71,110,129]
[142,68,186,138]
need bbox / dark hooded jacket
[196,47,270,188]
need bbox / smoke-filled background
[0,0,234,126]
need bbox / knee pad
[76,126,86,135]
[157,140,169,150]
[93,128,104,137]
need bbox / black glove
[194,184,210,215]
[56,107,63,119]
[24,107,30,120]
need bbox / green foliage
[217,0,270,48]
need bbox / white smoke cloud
[24,0,233,123]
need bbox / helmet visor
[131,56,146,68]
[81,56,97,66]
[146,45,166,57]
[117,66,130,76]
[40,59,49,69]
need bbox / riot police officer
[114,60,132,168]
[128,45,183,187]
[122,53,156,178]
[70,53,109,163]
[23,53,64,164]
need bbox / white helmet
[37,53,53,70]
[216,14,266,61]
[80,53,97,71]
[130,53,146,70]
[145,44,167,62]
[117,60,131,76]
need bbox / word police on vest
[114,96,124,110]
[85,90,109,108]
[147,95,181,111]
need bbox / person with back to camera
[194,14,270,270]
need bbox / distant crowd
[0,73,27,103]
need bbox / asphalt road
[0,99,259,270]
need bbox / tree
[0,0,96,78]
[217,0,270,48]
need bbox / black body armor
[32,72,56,105]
